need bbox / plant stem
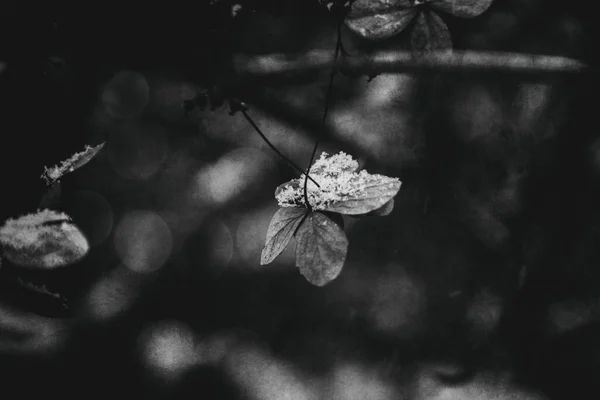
[241,109,321,188]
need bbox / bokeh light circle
[113,210,172,273]
[107,120,169,180]
[139,320,198,382]
[102,70,150,119]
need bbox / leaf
[345,0,417,40]
[410,10,452,51]
[295,212,349,286]
[261,207,308,265]
[366,198,394,216]
[321,175,402,215]
[0,210,89,269]
[276,152,402,215]
[320,211,345,229]
[431,0,494,18]
[41,142,105,185]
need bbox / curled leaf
[431,0,494,18]
[295,212,349,286]
[0,209,89,269]
[276,152,402,215]
[41,142,105,185]
[261,207,308,265]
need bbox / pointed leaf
[321,175,402,215]
[410,10,452,51]
[295,212,348,287]
[276,152,402,216]
[41,142,105,185]
[366,198,395,216]
[345,0,417,40]
[261,207,307,265]
[431,0,494,18]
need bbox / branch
[230,50,591,83]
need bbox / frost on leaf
[431,0,494,18]
[0,209,89,269]
[345,0,416,41]
[345,0,493,48]
[295,212,348,286]
[275,151,401,215]
[41,142,105,185]
[261,207,308,265]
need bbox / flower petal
[345,1,418,40]
[410,10,452,51]
[430,0,494,18]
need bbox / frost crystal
[275,152,400,213]
[41,142,105,185]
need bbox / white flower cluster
[276,151,398,211]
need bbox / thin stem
[304,140,319,211]
[303,18,343,210]
[241,109,320,188]
[322,19,343,124]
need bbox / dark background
[1,1,600,399]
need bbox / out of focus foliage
[0,1,599,399]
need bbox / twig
[230,50,590,83]
[303,18,344,210]
[240,109,321,188]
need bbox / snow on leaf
[295,212,348,287]
[345,0,493,48]
[431,0,494,18]
[0,209,89,269]
[41,142,105,185]
[261,207,308,265]
[275,152,402,215]
[410,10,452,51]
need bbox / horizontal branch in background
[231,50,591,82]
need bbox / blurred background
[0,1,599,399]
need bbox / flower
[275,151,401,215]
[344,0,494,50]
